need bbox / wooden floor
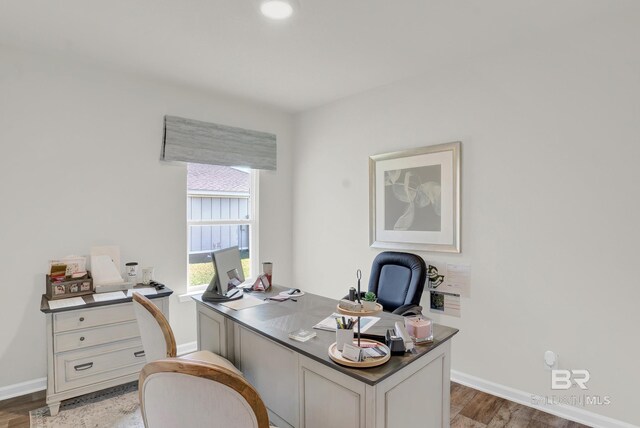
[0,390,45,428]
[451,383,589,428]
[0,382,588,428]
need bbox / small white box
[95,281,135,294]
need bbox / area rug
[30,382,143,428]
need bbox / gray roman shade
[162,115,277,170]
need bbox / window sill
[178,286,207,303]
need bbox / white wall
[292,45,640,424]
[0,45,293,388]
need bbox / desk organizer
[328,339,391,368]
[329,302,388,368]
[45,272,94,300]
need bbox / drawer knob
[79,317,85,322]
[79,337,85,342]
[74,362,93,371]
[134,350,146,358]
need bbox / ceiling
[0,1,636,112]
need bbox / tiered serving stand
[328,302,391,368]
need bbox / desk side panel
[236,326,299,427]
[299,356,366,428]
[196,303,226,357]
[375,340,451,428]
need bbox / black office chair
[363,251,427,316]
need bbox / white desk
[193,287,458,428]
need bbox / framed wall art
[369,141,461,253]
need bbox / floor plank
[0,390,45,428]
[452,414,488,428]
[487,401,536,428]
[451,382,479,408]
[451,404,465,420]
[460,390,506,424]
[530,409,571,428]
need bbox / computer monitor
[202,246,244,302]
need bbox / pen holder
[336,329,354,352]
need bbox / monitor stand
[201,253,245,303]
[202,289,243,302]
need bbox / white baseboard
[0,377,46,401]
[176,341,198,356]
[451,370,637,428]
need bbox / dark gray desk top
[40,286,174,313]
[193,286,458,386]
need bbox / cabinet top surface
[40,286,174,314]
[193,286,458,386]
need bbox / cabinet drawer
[54,338,146,393]
[54,303,136,333]
[54,321,141,353]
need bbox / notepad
[48,297,86,310]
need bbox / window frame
[186,169,259,293]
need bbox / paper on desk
[47,297,86,310]
[93,291,126,302]
[313,313,379,333]
[127,288,157,297]
[220,295,267,311]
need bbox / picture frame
[369,141,461,253]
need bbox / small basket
[46,272,94,300]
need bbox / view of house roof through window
[187,164,249,193]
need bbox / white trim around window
[184,170,260,296]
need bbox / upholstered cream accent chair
[132,293,240,375]
[139,359,276,428]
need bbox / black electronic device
[149,280,165,290]
[385,329,406,356]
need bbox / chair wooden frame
[132,292,177,358]
[139,359,270,428]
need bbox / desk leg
[48,402,60,416]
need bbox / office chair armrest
[392,304,423,317]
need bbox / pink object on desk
[404,316,433,341]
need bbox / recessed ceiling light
[260,0,295,20]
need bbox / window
[187,164,258,289]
